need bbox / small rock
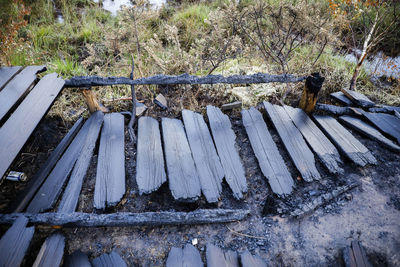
[154,94,167,109]
[345,193,353,201]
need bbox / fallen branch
[0,209,250,227]
[314,104,356,116]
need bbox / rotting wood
[64,73,307,87]
[182,109,224,203]
[0,209,250,227]
[166,244,204,267]
[0,66,22,90]
[58,111,104,213]
[313,115,377,166]
[136,117,166,195]
[360,111,400,144]
[339,115,400,152]
[0,65,46,121]
[263,102,321,182]
[240,251,267,267]
[206,243,239,267]
[33,233,65,267]
[241,107,294,195]
[330,91,353,106]
[81,89,109,113]
[92,251,127,267]
[0,73,64,181]
[162,117,201,201]
[65,250,91,267]
[284,105,343,174]
[343,241,372,267]
[0,216,34,267]
[314,103,355,116]
[94,113,125,209]
[299,72,325,113]
[340,88,375,108]
[207,105,248,199]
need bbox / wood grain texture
[58,111,104,212]
[65,250,91,267]
[94,113,125,209]
[32,233,65,267]
[361,112,400,144]
[242,107,294,195]
[207,105,247,199]
[313,115,377,166]
[240,251,267,267]
[182,109,224,203]
[0,216,34,267]
[92,251,127,267]
[7,117,83,213]
[344,241,372,267]
[166,244,204,267]
[263,102,320,182]
[339,115,400,152]
[206,243,239,267]
[330,91,353,106]
[162,117,201,201]
[0,72,64,181]
[284,105,343,174]
[136,116,166,194]
[341,88,375,108]
[0,66,22,90]
[0,65,46,121]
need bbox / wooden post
[81,87,109,113]
[299,73,325,113]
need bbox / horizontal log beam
[64,73,307,87]
[0,209,250,227]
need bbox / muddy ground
[0,100,399,266]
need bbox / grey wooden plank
[0,216,34,267]
[94,113,125,209]
[207,105,247,199]
[182,109,224,203]
[284,105,344,174]
[7,117,84,213]
[65,250,91,267]
[0,72,64,181]
[351,241,372,267]
[361,112,400,144]
[341,88,375,108]
[263,102,320,182]
[136,116,166,195]
[58,111,104,212]
[206,243,239,267]
[166,244,204,267]
[313,115,377,166]
[161,117,201,201]
[92,251,127,267]
[32,233,65,267]
[0,66,22,90]
[330,91,353,106]
[27,114,94,213]
[240,251,267,267]
[0,65,46,121]
[242,107,294,195]
[339,115,400,152]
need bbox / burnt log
[314,104,356,116]
[299,73,325,113]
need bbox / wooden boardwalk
[166,244,204,267]
[361,111,400,144]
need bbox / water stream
[93,0,166,16]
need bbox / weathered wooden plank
[0,209,250,227]
[161,117,201,201]
[7,117,83,213]
[330,91,353,106]
[94,113,125,209]
[0,72,64,181]
[136,117,166,195]
[341,88,375,108]
[263,102,320,182]
[207,105,247,199]
[27,115,93,213]
[240,251,267,267]
[206,243,239,267]
[344,241,372,267]
[32,233,65,267]
[0,65,46,121]
[313,115,377,166]
[65,250,91,267]
[242,107,294,195]
[166,244,203,267]
[315,103,355,116]
[284,105,343,174]
[58,111,104,213]
[92,251,127,267]
[360,112,400,144]
[0,66,22,90]
[0,216,34,267]
[182,109,224,203]
[339,115,400,152]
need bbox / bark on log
[0,209,250,227]
[299,73,325,113]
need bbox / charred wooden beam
[314,104,355,116]
[299,73,325,113]
[0,209,250,227]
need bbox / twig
[226,225,269,240]
[128,55,137,144]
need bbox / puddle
[94,0,166,16]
